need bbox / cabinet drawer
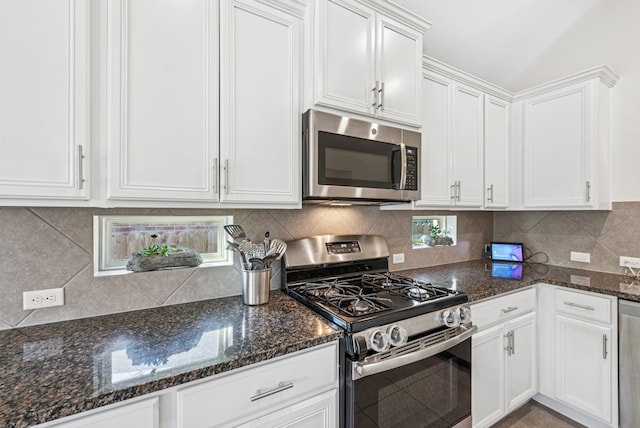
[471,287,536,330]
[554,287,612,324]
[177,342,338,428]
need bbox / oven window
[318,131,398,189]
[352,340,471,427]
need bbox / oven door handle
[354,325,478,379]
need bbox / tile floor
[491,401,585,427]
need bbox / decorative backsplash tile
[0,206,491,329]
[494,202,640,275]
[6,202,638,329]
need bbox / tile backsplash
[494,202,640,275]
[0,206,491,329]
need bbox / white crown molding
[512,65,620,102]
[356,0,431,33]
[255,0,307,19]
[422,55,513,101]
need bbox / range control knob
[387,325,408,347]
[458,306,472,323]
[369,329,391,353]
[440,308,460,328]
[353,336,368,362]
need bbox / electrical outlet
[620,256,640,268]
[23,288,64,310]
[392,253,405,264]
[570,251,590,263]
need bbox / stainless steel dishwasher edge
[619,299,640,428]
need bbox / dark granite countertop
[399,259,640,303]
[3,261,638,427]
[0,291,342,428]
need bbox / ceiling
[392,0,602,91]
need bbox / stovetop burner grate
[362,273,450,302]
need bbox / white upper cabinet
[512,66,618,210]
[106,0,219,203]
[0,0,89,203]
[219,0,303,206]
[416,58,510,209]
[106,0,303,207]
[310,0,427,126]
[484,96,510,208]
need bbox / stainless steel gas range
[282,235,476,428]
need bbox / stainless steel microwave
[302,109,421,205]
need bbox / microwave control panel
[405,147,418,190]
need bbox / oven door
[345,326,476,428]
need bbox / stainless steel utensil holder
[241,267,271,305]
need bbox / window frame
[93,215,234,276]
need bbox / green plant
[429,223,450,239]
[141,244,176,257]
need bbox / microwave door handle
[398,143,407,190]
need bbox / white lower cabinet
[35,342,338,428]
[177,342,338,428]
[471,288,536,428]
[536,284,617,428]
[43,397,158,428]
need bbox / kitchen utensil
[226,242,250,270]
[268,238,287,260]
[239,240,264,258]
[248,258,264,270]
[263,231,270,253]
[224,224,246,242]
[261,253,277,269]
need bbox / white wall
[509,0,640,201]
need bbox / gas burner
[301,281,361,298]
[407,287,428,299]
[325,292,392,317]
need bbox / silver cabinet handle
[77,145,85,190]
[502,306,518,314]
[456,181,461,201]
[213,158,218,194]
[487,184,494,203]
[511,329,516,355]
[603,334,608,359]
[223,159,229,195]
[379,81,384,110]
[504,330,513,356]
[372,81,379,108]
[450,183,457,201]
[586,181,591,202]
[250,381,294,402]
[563,301,595,311]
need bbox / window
[412,215,457,249]
[93,215,233,276]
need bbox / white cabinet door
[375,15,422,125]
[555,314,612,423]
[0,0,89,201]
[48,398,158,428]
[522,82,593,208]
[484,95,510,208]
[452,84,484,208]
[219,0,301,206]
[472,323,506,428]
[314,0,375,116]
[312,0,424,126]
[505,312,536,411]
[237,389,337,428]
[416,72,453,207]
[107,0,219,203]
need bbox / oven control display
[326,241,361,255]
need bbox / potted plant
[425,224,454,247]
[126,244,203,272]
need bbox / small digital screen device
[491,262,523,280]
[490,242,524,263]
